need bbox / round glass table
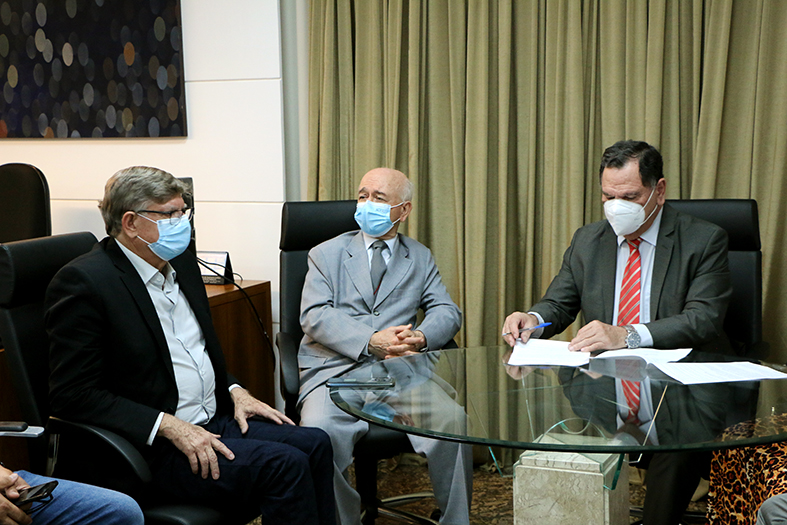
[329,345,787,454]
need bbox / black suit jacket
[45,237,237,450]
[531,204,732,351]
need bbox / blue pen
[502,322,552,337]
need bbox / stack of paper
[505,339,787,384]
[506,340,689,367]
[506,339,591,367]
[650,361,787,384]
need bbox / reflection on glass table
[329,346,787,454]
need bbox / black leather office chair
[277,200,438,525]
[0,163,51,349]
[0,232,237,525]
[0,163,52,243]
[629,199,767,525]
[667,199,766,358]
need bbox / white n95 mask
[603,188,657,237]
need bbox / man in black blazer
[45,167,335,524]
[503,140,733,525]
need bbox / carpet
[246,455,709,524]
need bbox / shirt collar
[616,205,663,248]
[361,231,398,254]
[116,239,176,286]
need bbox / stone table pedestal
[513,448,629,524]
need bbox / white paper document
[507,339,591,367]
[650,361,787,385]
[507,340,691,368]
[506,338,787,385]
[593,347,692,365]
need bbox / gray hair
[399,177,414,202]
[100,166,187,237]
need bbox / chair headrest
[279,200,359,251]
[666,199,761,251]
[0,232,98,308]
[0,163,51,242]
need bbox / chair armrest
[48,417,152,483]
[276,332,302,421]
[276,332,301,398]
[0,421,43,438]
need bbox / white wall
[0,0,286,332]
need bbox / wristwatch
[623,325,641,349]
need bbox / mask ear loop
[638,187,660,227]
[134,212,157,247]
[387,202,405,229]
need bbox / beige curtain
[307,0,787,461]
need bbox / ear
[656,178,667,206]
[120,211,139,238]
[398,201,413,223]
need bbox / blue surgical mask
[137,214,192,261]
[354,200,404,237]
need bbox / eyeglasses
[135,207,193,225]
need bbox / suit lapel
[375,235,412,307]
[105,238,176,382]
[599,227,618,324]
[343,232,376,310]
[651,205,676,318]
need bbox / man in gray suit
[298,167,472,524]
[503,140,732,525]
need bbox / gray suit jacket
[530,204,732,350]
[297,231,461,403]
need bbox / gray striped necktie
[370,240,387,295]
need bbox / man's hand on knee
[158,414,235,480]
[230,387,294,433]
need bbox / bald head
[356,167,414,239]
[358,168,413,203]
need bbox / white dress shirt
[117,242,217,445]
[612,207,663,347]
[361,231,398,267]
[611,207,664,440]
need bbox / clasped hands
[367,324,425,359]
[158,387,294,481]
[0,465,32,525]
[502,312,628,352]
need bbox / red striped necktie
[619,238,642,423]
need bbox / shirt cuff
[527,311,547,338]
[146,412,165,446]
[632,324,654,348]
[229,384,242,392]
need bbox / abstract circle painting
[0,0,186,138]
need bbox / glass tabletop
[329,346,787,453]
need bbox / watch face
[626,330,641,349]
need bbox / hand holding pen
[501,311,552,347]
[501,322,552,337]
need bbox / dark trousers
[642,451,709,525]
[149,415,336,525]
